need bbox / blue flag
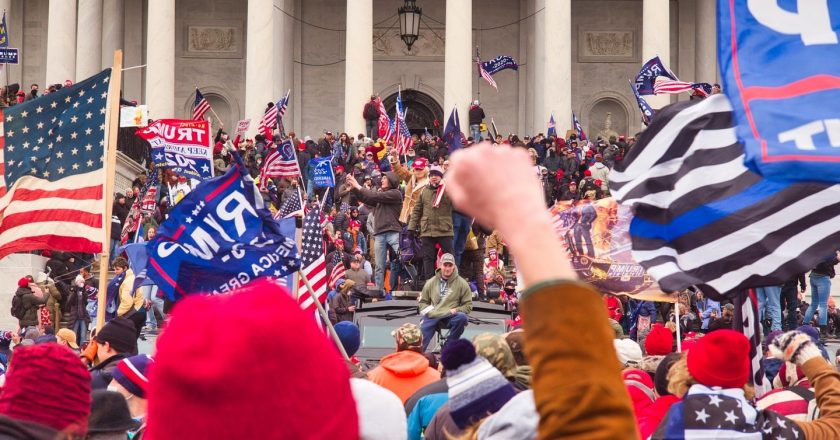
[633,56,677,96]
[572,113,587,140]
[547,114,557,138]
[116,243,156,294]
[145,158,300,300]
[630,80,655,125]
[312,156,335,187]
[719,0,840,183]
[0,11,8,48]
[480,55,518,75]
[443,106,464,151]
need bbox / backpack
[399,226,421,264]
[10,293,25,320]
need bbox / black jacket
[468,106,485,125]
[14,286,45,328]
[352,173,403,235]
[90,353,129,390]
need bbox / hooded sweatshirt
[367,350,440,403]
[418,266,473,319]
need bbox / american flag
[394,91,413,154]
[273,188,304,219]
[192,88,210,120]
[0,69,111,259]
[259,139,301,190]
[275,89,290,135]
[653,77,711,96]
[257,89,291,138]
[298,208,327,312]
[477,60,498,90]
[328,251,346,290]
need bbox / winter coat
[14,286,46,328]
[111,201,130,240]
[408,183,453,238]
[391,158,429,224]
[328,292,354,324]
[36,281,62,333]
[352,174,403,235]
[637,395,680,439]
[589,162,610,191]
[468,105,485,125]
[367,350,440,403]
[418,266,472,319]
[0,414,62,440]
[90,352,129,390]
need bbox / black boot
[819,325,829,342]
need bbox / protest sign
[312,156,335,187]
[146,160,300,301]
[550,198,663,297]
[236,119,251,137]
[137,119,213,180]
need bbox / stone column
[695,0,717,84]
[45,0,77,85]
[76,0,103,80]
[533,0,545,135]
[642,0,670,108]
[343,0,372,136]
[542,0,571,136]
[444,0,472,133]
[101,0,124,70]
[145,0,175,119]
[246,0,275,134]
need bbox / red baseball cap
[412,157,428,170]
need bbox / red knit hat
[687,329,750,389]
[584,169,592,176]
[146,279,358,440]
[0,344,91,434]
[17,277,28,288]
[644,323,673,356]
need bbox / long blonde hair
[667,355,755,400]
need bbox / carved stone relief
[578,29,638,63]
[373,27,444,58]
[181,22,244,59]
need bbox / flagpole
[298,270,350,361]
[208,107,224,128]
[475,45,481,101]
[97,50,124,331]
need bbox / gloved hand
[769,330,822,366]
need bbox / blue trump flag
[312,156,335,187]
[480,55,518,75]
[633,56,677,96]
[547,114,557,138]
[718,0,840,183]
[573,113,587,140]
[443,106,464,151]
[630,80,655,125]
[145,157,300,301]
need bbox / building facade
[2,0,718,141]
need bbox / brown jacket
[796,357,840,438]
[391,158,429,224]
[521,280,637,439]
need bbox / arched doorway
[382,89,444,136]
[587,98,629,141]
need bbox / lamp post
[398,0,422,51]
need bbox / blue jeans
[469,124,481,141]
[756,286,782,332]
[72,319,88,346]
[805,274,831,326]
[374,231,400,290]
[366,119,376,139]
[452,213,472,266]
[421,312,468,352]
[109,238,121,264]
[143,285,166,328]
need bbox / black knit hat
[654,352,682,396]
[95,317,137,354]
[88,390,141,433]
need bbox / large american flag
[478,60,498,90]
[192,88,210,120]
[0,69,111,259]
[377,97,391,140]
[394,91,413,154]
[298,208,327,312]
[259,139,301,190]
[328,250,346,290]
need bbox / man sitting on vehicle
[419,253,473,352]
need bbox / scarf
[432,181,446,208]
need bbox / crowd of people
[4,94,840,439]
